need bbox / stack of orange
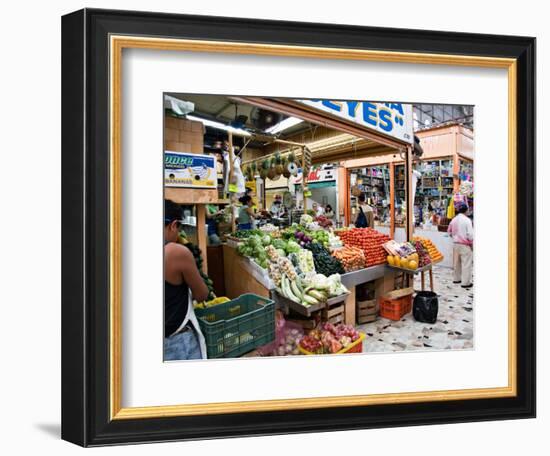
[413,236,443,262]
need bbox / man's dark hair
[165,199,183,226]
[457,203,468,214]
[358,194,366,203]
[239,195,252,205]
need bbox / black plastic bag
[413,291,439,324]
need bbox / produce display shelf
[244,256,276,290]
[340,264,387,288]
[387,263,433,274]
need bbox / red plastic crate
[379,288,413,321]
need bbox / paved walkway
[358,264,474,353]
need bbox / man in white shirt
[312,202,324,217]
[447,203,474,288]
[270,195,284,218]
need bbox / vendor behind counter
[205,204,222,245]
[237,194,256,230]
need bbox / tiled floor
[358,265,474,353]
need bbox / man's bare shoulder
[165,242,193,260]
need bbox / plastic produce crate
[379,288,413,321]
[298,332,366,355]
[195,294,275,359]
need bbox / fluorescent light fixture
[266,116,303,134]
[186,115,251,137]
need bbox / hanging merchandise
[287,152,299,176]
[222,150,230,193]
[302,147,312,176]
[232,156,245,194]
[267,158,278,180]
[446,196,455,219]
[223,148,246,194]
[282,156,291,178]
[259,159,270,180]
[274,152,284,176]
[459,180,473,197]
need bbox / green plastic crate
[195,294,275,359]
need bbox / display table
[223,243,398,325]
[388,263,434,292]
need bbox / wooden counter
[222,244,272,299]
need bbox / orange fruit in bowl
[408,260,418,270]
[400,257,409,268]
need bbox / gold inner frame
[109,35,517,420]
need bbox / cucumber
[295,276,305,294]
[307,289,327,302]
[302,293,319,305]
[290,280,303,300]
[282,274,300,303]
[280,275,290,299]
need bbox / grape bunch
[414,240,432,268]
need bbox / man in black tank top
[164,200,209,360]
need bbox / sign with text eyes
[297,99,414,144]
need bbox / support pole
[196,205,208,273]
[344,168,351,226]
[302,146,308,211]
[389,162,395,239]
[405,145,414,241]
[228,132,236,232]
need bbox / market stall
[163,94,443,359]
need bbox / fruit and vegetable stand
[222,225,398,326]
[169,97,435,359]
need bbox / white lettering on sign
[297,99,414,144]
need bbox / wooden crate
[357,299,379,324]
[287,315,318,330]
[322,301,345,325]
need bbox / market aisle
[358,264,474,353]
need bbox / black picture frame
[62,8,536,447]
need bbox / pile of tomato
[336,228,390,267]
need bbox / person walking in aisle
[447,203,474,288]
[352,194,374,228]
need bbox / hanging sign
[297,99,414,144]
[164,151,217,188]
[291,164,337,185]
